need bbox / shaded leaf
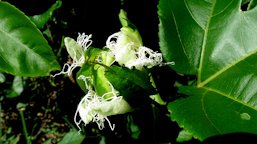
[0,72,5,83]
[30,0,62,29]
[248,0,257,10]
[105,65,156,107]
[6,76,24,98]
[159,0,257,140]
[58,129,85,144]
[0,2,60,76]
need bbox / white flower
[127,46,163,69]
[106,29,165,70]
[74,84,132,131]
[51,33,92,77]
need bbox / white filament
[74,80,122,132]
[106,31,168,70]
[77,33,93,51]
[51,33,92,77]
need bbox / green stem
[19,111,31,144]
[149,74,166,105]
[0,98,2,141]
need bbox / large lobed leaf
[158,0,257,140]
[0,2,60,76]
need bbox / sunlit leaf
[93,64,114,98]
[0,2,60,76]
[159,0,257,140]
[176,129,193,143]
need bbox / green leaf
[58,129,85,144]
[105,65,156,107]
[0,72,5,83]
[0,2,60,76]
[93,64,114,98]
[6,76,24,98]
[84,47,103,63]
[159,0,257,140]
[176,129,193,143]
[248,0,257,10]
[30,0,62,29]
[76,48,111,94]
[76,64,93,93]
[169,86,257,140]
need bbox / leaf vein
[199,48,257,87]
[212,0,234,17]
[168,2,191,65]
[184,0,204,30]
[201,91,222,133]
[198,0,216,84]
[203,87,257,111]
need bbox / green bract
[64,37,83,63]
[51,33,93,76]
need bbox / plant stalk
[19,111,31,144]
[149,74,166,105]
[17,103,31,144]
